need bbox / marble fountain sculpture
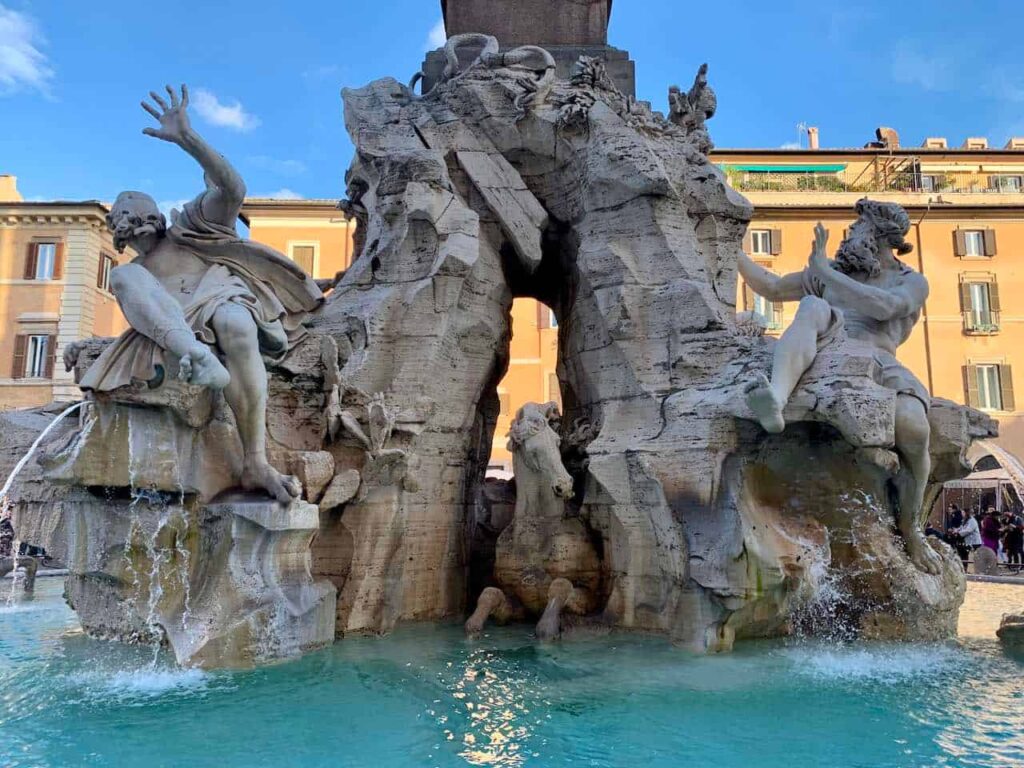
[0,23,999,668]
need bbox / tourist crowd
[928,504,1024,572]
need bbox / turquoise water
[2,579,1022,768]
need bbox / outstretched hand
[808,222,831,278]
[141,85,192,145]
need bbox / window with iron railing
[960,277,1001,334]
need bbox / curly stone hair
[833,199,913,277]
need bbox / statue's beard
[833,241,882,278]
[112,222,164,253]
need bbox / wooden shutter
[23,243,38,279]
[953,230,967,257]
[743,284,755,311]
[742,231,752,253]
[963,365,980,408]
[983,229,997,257]
[772,302,784,329]
[770,229,783,256]
[43,335,57,379]
[988,280,1001,313]
[11,335,27,379]
[1000,365,1015,412]
[96,254,106,288]
[52,242,65,279]
[959,280,974,313]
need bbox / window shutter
[742,231,753,253]
[1000,365,1015,412]
[988,280,1001,313]
[743,284,755,311]
[770,229,783,256]
[11,335,27,379]
[537,303,550,330]
[52,241,65,279]
[772,303,784,329]
[983,229,997,257]
[23,243,38,280]
[963,365,980,408]
[43,335,57,379]
[96,255,106,288]
[959,281,974,313]
[953,230,967,257]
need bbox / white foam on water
[69,666,210,702]
[781,643,963,685]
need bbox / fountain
[0,0,1001,675]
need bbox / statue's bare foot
[903,527,943,575]
[744,373,786,434]
[178,345,230,390]
[242,459,302,505]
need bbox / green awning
[721,164,848,173]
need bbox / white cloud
[0,4,54,96]
[191,88,260,132]
[425,18,446,50]
[891,44,952,92]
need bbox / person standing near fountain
[740,200,940,575]
[73,85,323,504]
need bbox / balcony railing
[963,311,1001,334]
[723,169,1024,196]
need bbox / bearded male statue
[76,85,323,503]
[739,199,941,575]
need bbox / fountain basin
[2,578,1022,767]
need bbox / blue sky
[1,0,1022,207]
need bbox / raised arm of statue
[738,251,807,303]
[806,224,928,321]
[141,85,247,229]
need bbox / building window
[97,254,115,291]
[920,175,938,193]
[977,365,1003,411]
[961,280,1000,333]
[992,175,1022,193]
[964,231,986,257]
[290,244,316,275]
[24,241,63,280]
[548,309,558,329]
[23,335,52,378]
[750,230,772,255]
[744,280,783,330]
[752,294,782,330]
[965,363,1015,412]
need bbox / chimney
[0,175,22,203]
[876,127,900,149]
[922,137,948,149]
[806,127,820,150]
[1005,137,1024,150]
[963,137,988,150]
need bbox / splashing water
[2,401,87,606]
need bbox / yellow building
[237,131,1024,467]
[0,176,127,409]
[717,131,1024,457]
[241,198,356,283]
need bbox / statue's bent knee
[796,295,830,320]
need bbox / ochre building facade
[0,176,127,409]
[719,134,1024,458]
